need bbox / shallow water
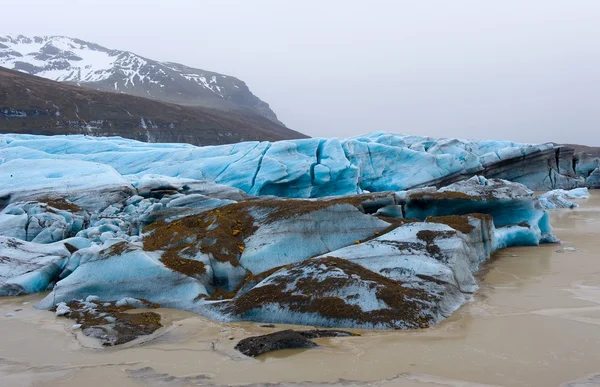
[1,193,600,387]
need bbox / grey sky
[3,0,600,144]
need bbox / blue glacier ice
[0,158,134,210]
[401,177,557,247]
[36,241,208,310]
[0,132,586,200]
[0,236,91,296]
[0,201,87,243]
[240,203,390,274]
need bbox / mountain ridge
[0,34,283,125]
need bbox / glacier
[216,178,558,328]
[0,132,587,333]
[0,133,592,202]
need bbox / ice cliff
[0,133,594,203]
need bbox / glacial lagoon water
[1,192,600,387]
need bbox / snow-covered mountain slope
[0,34,282,124]
[0,67,307,145]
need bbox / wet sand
[2,193,600,387]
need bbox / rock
[298,329,358,339]
[235,330,316,357]
[55,299,162,346]
[234,329,356,357]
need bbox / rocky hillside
[0,67,308,145]
[0,34,282,124]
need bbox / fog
[3,0,600,144]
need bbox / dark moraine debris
[56,299,162,346]
[235,329,357,357]
[226,257,434,330]
[142,196,391,291]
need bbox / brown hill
[0,67,308,145]
[0,35,284,125]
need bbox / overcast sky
[3,0,600,144]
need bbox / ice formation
[537,188,590,209]
[0,133,591,201]
[0,133,579,331]
[0,236,90,296]
[218,178,557,328]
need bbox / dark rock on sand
[298,329,358,339]
[235,329,357,357]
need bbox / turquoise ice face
[0,132,586,203]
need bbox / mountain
[0,34,282,124]
[0,67,308,145]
